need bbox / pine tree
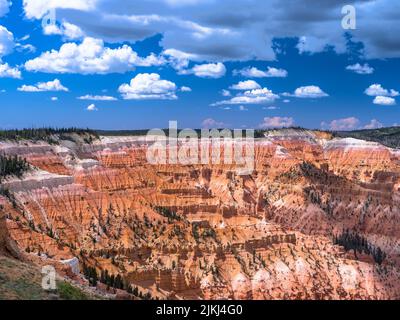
[91,267,98,286]
[100,270,106,284]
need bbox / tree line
[0,127,98,142]
[154,206,182,222]
[335,126,400,149]
[334,230,386,265]
[0,155,30,181]
[82,263,154,299]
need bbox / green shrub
[56,281,89,300]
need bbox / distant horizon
[1,125,400,134]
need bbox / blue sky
[0,0,399,130]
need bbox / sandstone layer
[1,129,400,300]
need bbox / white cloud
[283,99,290,103]
[22,0,400,61]
[18,35,30,42]
[15,43,36,53]
[322,117,360,131]
[364,84,399,97]
[190,62,226,78]
[44,21,85,40]
[290,85,329,98]
[201,118,226,128]
[63,22,85,40]
[212,87,279,106]
[239,105,248,111]
[25,37,165,74]
[259,116,294,129]
[230,80,260,91]
[23,0,96,19]
[234,66,288,78]
[51,97,58,101]
[162,49,198,71]
[0,26,24,79]
[373,96,396,106]
[118,73,178,100]
[221,89,231,97]
[43,24,61,36]
[18,79,69,92]
[0,0,10,17]
[346,63,374,75]
[364,119,383,129]
[180,86,192,92]
[78,94,117,101]
[264,67,288,78]
[0,63,21,79]
[0,25,14,57]
[87,103,98,111]
[15,32,36,54]
[264,106,278,110]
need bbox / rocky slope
[1,129,400,300]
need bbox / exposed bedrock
[1,130,400,299]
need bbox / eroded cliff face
[1,129,400,300]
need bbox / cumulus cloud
[0,25,14,57]
[21,0,400,62]
[346,63,374,75]
[322,117,360,131]
[87,103,98,111]
[0,26,22,78]
[259,116,294,129]
[364,119,383,130]
[0,63,21,79]
[364,84,399,97]
[286,85,328,98]
[212,87,279,106]
[162,49,198,72]
[189,62,226,78]
[78,94,117,101]
[234,66,288,78]
[201,118,226,129]
[18,79,69,92]
[118,73,178,100]
[373,96,396,106]
[23,0,96,19]
[0,0,10,17]
[25,37,165,74]
[229,80,260,90]
[180,86,192,92]
[51,97,58,101]
[43,24,62,36]
[44,21,85,40]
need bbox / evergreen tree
[0,155,30,181]
[335,230,386,265]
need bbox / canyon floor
[1,128,400,300]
